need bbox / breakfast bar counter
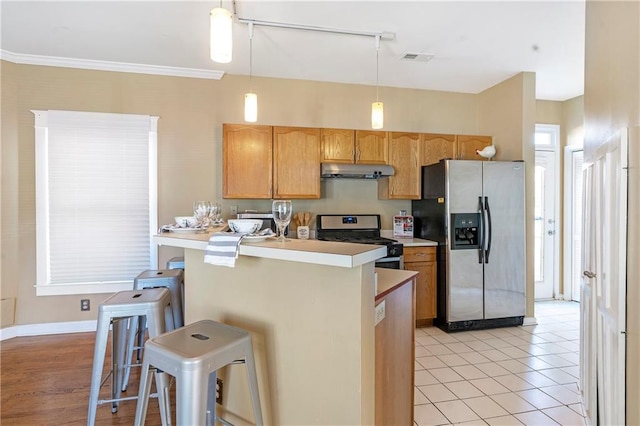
[155,232,411,425]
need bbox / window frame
[33,110,158,296]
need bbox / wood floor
[1,331,172,425]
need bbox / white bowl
[228,219,263,235]
[175,216,198,228]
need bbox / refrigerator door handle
[485,196,492,263]
[478,196,485,263]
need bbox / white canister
[297,226,310,240]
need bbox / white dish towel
[204,232,245,267]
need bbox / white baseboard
[523,316,538,326]
[0,320,97,341]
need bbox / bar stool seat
[135,319,264,426]
[87,288,174,426]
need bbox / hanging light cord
[375,35,380,102]
[249,22,254,91]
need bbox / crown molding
[0,49,224,80]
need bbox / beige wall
[1,61,535,327]
[584,1,640,423]
[562,96,584,148]
[536,100,562,125]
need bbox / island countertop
[155,231,387,268]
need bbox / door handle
[583,270,597,279]
[547,230,555,236]
[484,196,492,263]
[478,196,485,264]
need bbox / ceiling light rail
[237,18,395,41]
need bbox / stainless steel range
[316,214,404,269]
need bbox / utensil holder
[297,226,309,240]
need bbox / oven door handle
[374,256,403,269]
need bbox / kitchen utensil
[297,225,309,240]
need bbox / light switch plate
[375,300,385,326]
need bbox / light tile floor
[414,301,586,425]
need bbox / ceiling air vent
[401,52,435,62]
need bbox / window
[33,110,158,296]
[535,123,560,150]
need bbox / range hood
[321,163,395,179]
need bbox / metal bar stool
[135,269,184,328]
[134,319,264,426]
[122,269,185,392]
[87,288,174,426]
[166,257,184,270]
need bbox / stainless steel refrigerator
[411,159,526,332]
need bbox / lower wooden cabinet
[403,246,437,325]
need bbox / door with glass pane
[534,151,556,299]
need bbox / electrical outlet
[80,299,90,311]
[375,300,385,325]
[230,205,238,217]
[216,378,223,404]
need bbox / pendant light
[210,3,232,64]
[244,22,258,122]
[371,35,384,130]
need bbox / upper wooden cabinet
[354,130,388,164]
[320,128,355,163]
[321,129,388,164]
[224,123,493,200]
[455,135,493,161]
[378,132,421,200]
[420,133,456,166]
[223,124,321,199]
[273,126,321,199]
[420,133,492,165]
[223,124,273,199]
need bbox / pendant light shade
[245,93,258,122]
[371,102,384,129]
[210,7,232,64]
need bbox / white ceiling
[0,1,586,101]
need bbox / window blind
[35,110,158,294]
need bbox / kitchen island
[155,232,415,425]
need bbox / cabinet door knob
[583,270,596,279]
